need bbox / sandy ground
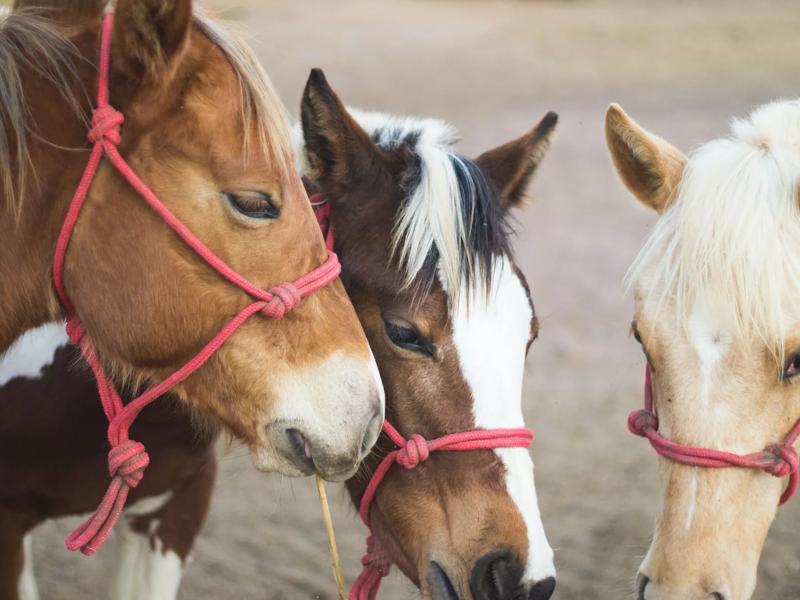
[29,1,800,598]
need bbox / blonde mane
[0,5,292,217]
[343,109,510,300]
[627,100,800,358]
[194,12,292,176]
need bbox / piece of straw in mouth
[316,474,347,600]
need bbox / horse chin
[250,429,360,482]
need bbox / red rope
[53,13,340,555]
[350,420,534,599]
[310,193,335,252]
[629,367,800,505]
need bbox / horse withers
[608,100,800,600]
[299,70,558,600]
[0,0,382,486]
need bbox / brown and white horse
[607,100,800,600]
[1,69,557,599]
[0,329,216,599]
[0,0,383,485]
[299,71,557,600]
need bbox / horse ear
[112,0,192,85]
[475,111,558,211]
[300,69,386,196]
[12,0,105,21]
[605,103,686,213]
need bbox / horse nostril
[427,561,460,600]
[286,428,312,459]
[528,577,556,600]
[470,550,523,600]
[711,593,726,600]
[637,574,650,600]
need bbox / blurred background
[31,0,800,598]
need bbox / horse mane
[626,99,800,360]
[0,7,86,217]
[0,5,292,218]
[304,109,511,300]
[193,11,292,177]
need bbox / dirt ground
[30,1,800,598]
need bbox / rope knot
[88,105,124,145]
[262,282,301,319]
[763,444,798,478]
[628,409,658,437]
[362,535,391,577]
[397,433,430,469]
[107,440,149,488]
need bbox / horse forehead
[446,259,532,413]
[448,260,533,346]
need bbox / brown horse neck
[0,26,99,353]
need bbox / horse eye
[783,352,800,380]
[384,320,433,356]
[225,191,280,219]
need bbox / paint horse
[0,0,381,496]
[608,100,800,600]
[0,68,557,599]
[0,0,383,594]
[299,71,558,600]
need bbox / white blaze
[446,258,556,583]
[685,292,732,530]
[687,292,731,405]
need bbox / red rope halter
[628,367,800,505]
[351,422,534,600]
[53,14,341,555]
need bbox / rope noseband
[351,422,534,600]
[629,367,800,505]
[54,14,341,555]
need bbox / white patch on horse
[687,293,731,404]
[18,534,39,600]
[685,474,698,531]
[0,323,68,386]
[109,492,183,600]
[267,349,384,476]
[124,491,173,517]
[447,258,556,583]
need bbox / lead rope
[628,367,800,504]
[53,14,341,555]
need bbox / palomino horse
[607,100,800,600]
[0,70,557,600]
[0,0,382,504]
[299,71,557,600]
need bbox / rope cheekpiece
[53,14,341,555]
[629,367,800,505]
[350,420,534,600]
